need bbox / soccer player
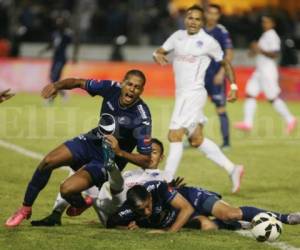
[39,16,79,103]
[204,4,233,148]
[0,89,14,103]
[107,180,300,232]
[152,5,243,193]
[30,138,172,226]
[5,69,152,227]
[234,15,297,134]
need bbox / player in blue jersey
[204,4,233,148]
[5,69,152,227]
[39,16,79,103]
[107,181,300,232]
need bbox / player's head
[185,5,204,35]
[120,69,146,107]
[148,138,164,169]
[205,4,222,26]
[261,14,276,31]
[127,185,152,218]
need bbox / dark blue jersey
[52,29,72,62]
[205,24,233,75]
[84,79,152,171]
[106,181,222,229]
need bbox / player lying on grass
[31,138,172,226]
[0,89,14,103]
[106,181,300,232]
[6,69,153,227]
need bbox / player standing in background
[39,16,79,104]
[5,70,152,227]
[204,4,233,149]
[153,5,244,193]
[234,15,297,134]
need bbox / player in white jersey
[152,5,244,193]
[234,15,297,133]
[30,138,172,226]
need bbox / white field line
[0,139,299,249]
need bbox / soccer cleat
[66,196,93,217]
[31,211,62,227]
[102,140,115,171]
[286,118,297,134]
[5,206,32,227]
[221,143,231,151]
[287,212,300,225]
[234,122,252,132]
[230,165,244,194]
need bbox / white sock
[272,98,294,123]
[198,138,235,174]
[53,193,69,213]
[164,142,183,178]
[244,98,257,126]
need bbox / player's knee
[189,136,203,148]
[219,208,241,221]
[168,131,184,142]
[39,155,56,171]
[217,107,226,114]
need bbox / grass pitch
[0,93,300,250]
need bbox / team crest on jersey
[196,40,203,47]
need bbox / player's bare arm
[219,59,238,102]
[105,134,151,168]
[41,78,86,99]
[168,193,195,232]
[214,48,234,85]
[0,89,15,103]
[153,47,169,65]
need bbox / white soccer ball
[251,212,283,242]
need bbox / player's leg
[234,71,260,131]
[189,124,244,193]
[50,60,67,100]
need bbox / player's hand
[148,230,166,234]
[227,89,237,103]
[41,84,58,99]
[169,177,186,188]
[153,53,169,66]
[104,135,122,156]
[0,89,15,103]
[127,221,139,230]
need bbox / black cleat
[31,211,62,227]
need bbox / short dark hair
[208,4,222,13]
[124,69,146,85]
[262,14,276,24]
[186,5,204,14]
[126,185,150,210]
[152,138,164,155]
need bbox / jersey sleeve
[106,204,136,228]
[208,38,224,62]
[157,182,178,204]
[162,31,180,52]
[221,30,233,50]
[134,105,152,155]
[85,79,120,97]
[267,32,281,52]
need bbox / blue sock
[213,219,242,231]
[219,112,230,146]
[23,168,52,206]
[62,194,86,208]
[240,206,289,224]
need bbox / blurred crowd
[0,0,299,62]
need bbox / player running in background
[107,180,300,232]
[0,89,14,103]
[234,15,297,134]
[153,5,244,193]
[204,4,234,149]
[5,70,152,227]
[30,138,172,226]
[39,16,79,104]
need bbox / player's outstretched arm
[168,193,195,232]
[41,78,86,99]
[0,89,15,104]
[153,48,169,66]
[220,59,238,103]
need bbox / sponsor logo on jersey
[137,104,148,120]
[196,40,203,47]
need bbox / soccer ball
[251,212,282,242]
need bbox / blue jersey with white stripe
[84,79,152,170]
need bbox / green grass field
[0,93,300,250]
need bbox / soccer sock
[213,219,242,231]
[53,193,69,214]
[219,112,230,146]
[62,193,86,208]
[240,206,289,224]
[198,138,235,174]
[108,164,124,194]
[272,98,294,123]
[244,98,257,126]
[164,142,184,178]
[23,168,52,206]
